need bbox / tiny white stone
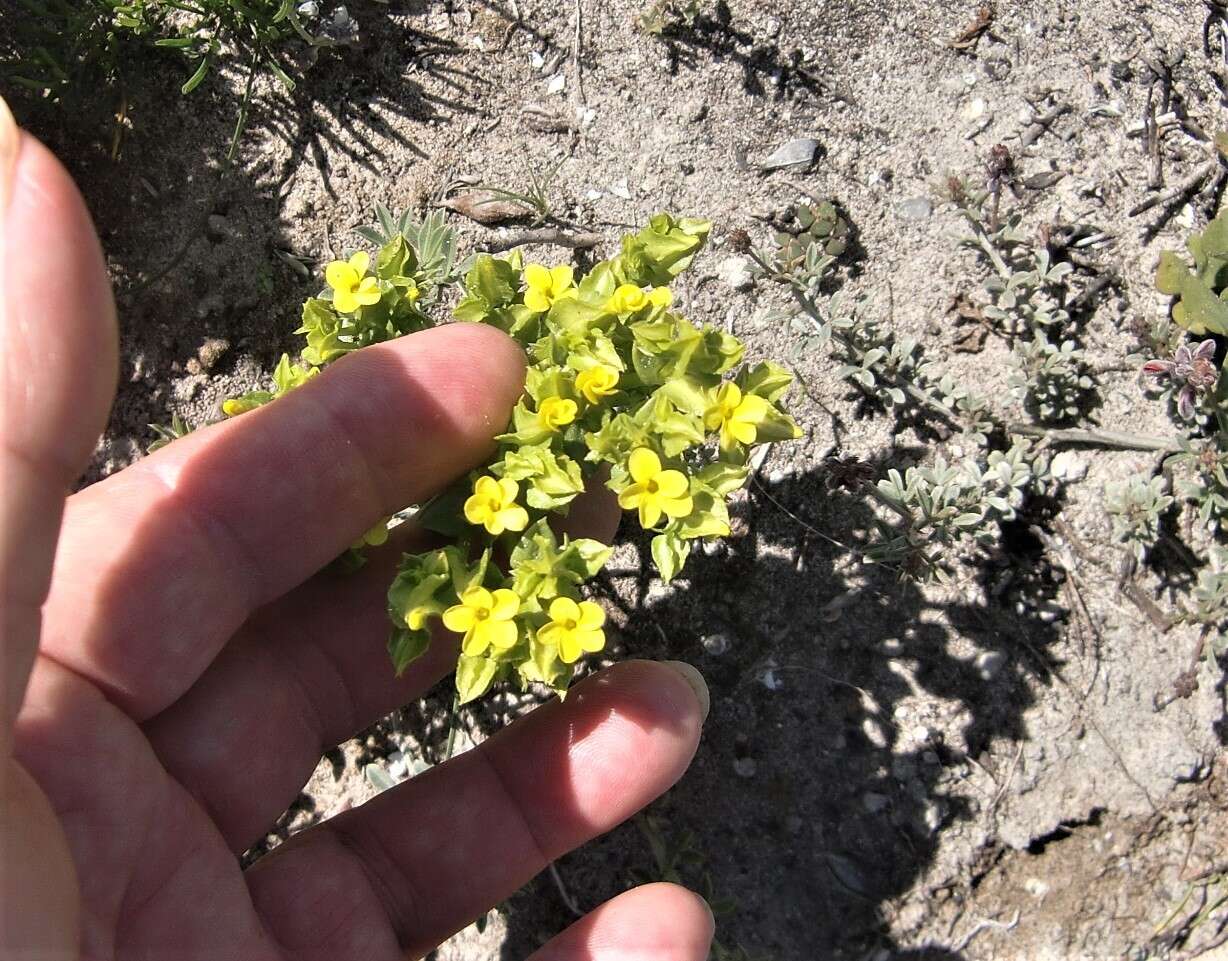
[1024,877,1050,898]
[716,255,753,292]
[546,73,567,95]
[962,97,987,121]
[702,632,731,655]
[1050,450,1087,481]
[733,757,757,778]
[530,51,545,70]
[609,179,633,200]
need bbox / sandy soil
[9,0,1228,958]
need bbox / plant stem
[1007,423,1181,452]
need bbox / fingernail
[0,94,17,217]
[663,660,710,721]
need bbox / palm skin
[0,106,713,961]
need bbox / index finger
[40,322,526,720]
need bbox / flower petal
[549,596,581,624]
[577,601,605,630]
[628,448,661,484]
[474,476,500,499]
[497,505,529,532]
[661,494,693,519]
[482,618,519,650]
[550,264,575,291]
[442,604,475,633]
[349,251,370,276]
[490,589,521,620]
[325,261,355,291]
[461,629,488,658]
[639,499,663,529]
[558,631,581,664]
[497,477,520,502]
[729,419,757,445]
[736,394,771,422]
[618,486,644,511]
[461,586,493,610]
[576,627,605,654]
[524,263,551,290]
[524,289,551,313]
[333,289,359,314]
[655,469,690,498]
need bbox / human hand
[0,99,714,961]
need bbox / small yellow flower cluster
[249,212,800,704]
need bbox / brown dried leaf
[948,4,994,51]
[442,190,527,225]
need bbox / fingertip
[528,882,715,961]
[2,126,118,474]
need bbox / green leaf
[651,531,691,582]
[387,627,430,675]
[456,654,499,704]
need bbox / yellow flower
[606,284,672,314]
[326,251,382,314]
[617,448,693,529]
[704,382,770,450]
[351,518,390,550]
[443,586,521,656]
[464,476,530,535]
[648,287,673,308]
[575,364,620,405]
[538,396,578,432]
[524,264,575,313]
[538,596,606,663]
[607,284,647,314]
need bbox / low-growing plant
[1,0,345,99]
[222,212,801,702]
[1104,472,1173,563]
[1008,333,1095,424]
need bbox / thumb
[1,94,118,738]
[0,92,119,957]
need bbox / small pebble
[546,73,566,95]
[761,137,819,171]
[733,757,757,778]
[1050,450,1087,481]
[767,468,787,485]
[975,650,1007,681]
[716,255,753,291]
[862,792,889,814]
[1024,877,1050,898]
[962,97,988,121]
[702,632,731,656]
[897,197,933,220]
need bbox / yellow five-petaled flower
[605,284,672,315]
[443,586,521,656]
[704,382,770,451]
[464,476,530,535]
[524,264,575,313]
[617,448,693,529]
[538,596,607,663]
[575,364,620,405]
[537,396,578,432]
[326,251,382,314]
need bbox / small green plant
[1156,212,1228,336]
[1008,333,1095,424]
[222,212,801,703]
[634,815,764,961]
[638,0,707,35]
[1104,473,1173,563]
[868,443,1049,576]
[477,158,566,227]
